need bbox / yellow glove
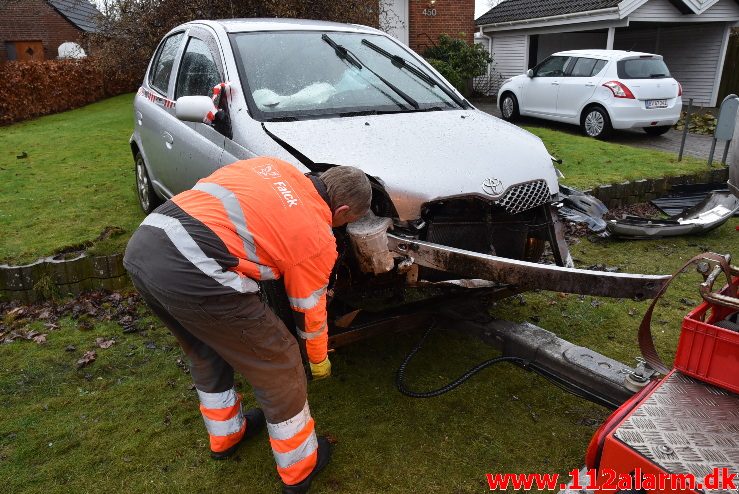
[310,357,331,380]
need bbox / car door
[166,28,229,193]
[556,58,607,120]
[521,56,570,116]
[136,31,185,197]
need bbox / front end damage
[339,181,668,307]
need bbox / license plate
[646,99,668,109]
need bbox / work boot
[210,408,265,460]
[281,436,332,494]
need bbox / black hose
[396,322,621,409]
[395,322,526,398]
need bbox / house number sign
[422,8,437,16]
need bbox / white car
[497,50,682,138]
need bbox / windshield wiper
[361,38,469,109]
[321,33,362,70]
[321,34,419,110]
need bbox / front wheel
[500,93,520,122]
[643,125,672,136]
[581,107,612,139]
[135,152,162,214]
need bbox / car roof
[553,49,661,60]
[191,18,383,35]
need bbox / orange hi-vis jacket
[170,157,337,364]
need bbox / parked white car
[498,50,682,138]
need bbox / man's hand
[310,357,331,380]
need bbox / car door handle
[551,82,559,86]
[585,83,595,87]
[162,131,174,149]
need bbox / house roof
[47,0,102,33]
[476,0,621,25]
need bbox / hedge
[0,58,140,125]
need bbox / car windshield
[617,58,671,79]
[230,31,461,120]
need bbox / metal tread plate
[614,371,739,493]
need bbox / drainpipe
[478,27,492,76]
[606,27,615,49]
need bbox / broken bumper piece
[606,191,739,239]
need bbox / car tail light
[584,379,660,470]
[603,81,635,99]
[677,81,683,97]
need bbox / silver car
[131,18,573,317]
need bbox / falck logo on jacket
[272,181,300,208]
[253,163,281,179]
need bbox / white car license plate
[645,99,668,109]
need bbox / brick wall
[0,0,87,62]
[408,0,475,53]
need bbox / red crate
[674,278,739,394]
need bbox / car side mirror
[527,69,534,78]
[175,95,215,123]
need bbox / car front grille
[495,180,551,215]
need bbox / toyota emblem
[482,178,503,196]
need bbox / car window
[569,57,598,77]
[230,31,461,120]
[175,37,222,99]
[149,32,184,95]
[535,56,570,77]
[617,58,671,79]
[591,59,607,77]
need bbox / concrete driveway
[475,101,717,162]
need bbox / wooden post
[729,110,739,192]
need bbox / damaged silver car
[131,19,668,339]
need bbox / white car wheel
[582,107,611,139]
[500,93,519,122]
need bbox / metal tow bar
[387,234,670,300]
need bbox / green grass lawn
[524,126,708,190]
[2,221,737,493]
[0,94,139,264]
[0,94,712,264]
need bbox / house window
[5,41,44,61]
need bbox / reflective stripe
[267,402,312,441]
[142,214,258,293]
[270,419,315,453]
[197,388,238,410]
[288,285,327,311]
[193,182,276,281]
[273,432,318,469]
[203,412,245,437]
[297,322,327,340]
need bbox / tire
[500,93,520,122]
[643,125,671,136]
[581,106,612,139]
[135,152,162,214]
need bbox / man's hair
[320,166,372,216]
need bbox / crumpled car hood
[264,109,559,220]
